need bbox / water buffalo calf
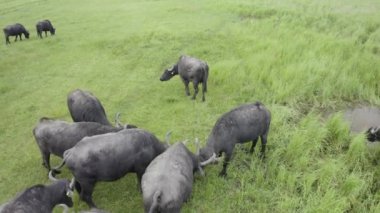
[3,23,29,44]
[36,20,55,38]
[160,55,209,101]
[199,101,271,177]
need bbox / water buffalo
[367,126,380,142]
[36,20,55,38]
[52,128,169,208]
[199,102,271,177]
[0,174,74,213]
[142,142,214,213]
[3,23,29,44]
[67,89,112,126]
[33,117,133,171]
[160,55,209,101]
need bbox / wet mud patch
[343,106,380,133]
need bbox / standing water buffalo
[160,55,209,101]
[36,20,55,38]
[3,23,29,45]
[0,173,74,213]
[142,142,215,213]
[199,102,271,177]
[52,128,169,208]
[33,117,133,171]
[67,89,112,126]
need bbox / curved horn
[48,170,58,182]
[69,177,75,189]
[66,177,75,197]
[115,112,122,128]
[165,131,172,146]
[195,138,200,155]
[200,153,217,166]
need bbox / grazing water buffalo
[67,89,112,126]
[199,102,271,177]
[33,117,132,171]
[142,142,214,213]
[36,20,55,38]
[0,174,74,213]
[160,55,209,101]
[367,126,380,142]
[53,128,169,208]
[3,23,29,44]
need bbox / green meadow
[1,0,380,212]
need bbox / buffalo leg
[14,35,18,41]
[40,149,51,170]
[45,31,47,37]
[19,34,22,41]
[182,79,190,96]
[192,81,199,100]
[250,138,259,154]
[79,180,97,208]
[219,148,233,177]
[260,133,268,159]
[6,36,10,44]
[201,81,206,102]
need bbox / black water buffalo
[367,126,380,142]
[142,142,214,213]
[36,20,55,38]
[160,55,209,101]
[3,23,29,44]
[33,117,133,171]
[67,89,112,126]
[0,174,74,213]
[53,128,168,208]
[199,102,271,177]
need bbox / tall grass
[1,0,380,212]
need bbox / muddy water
[344,107,380,133]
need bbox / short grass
[1,0,380,212]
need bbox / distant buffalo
[160,55,209,101]
[36,20,55,38]
[3,23,29,44]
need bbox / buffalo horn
[200,153,217,166]
[48,170,58,182]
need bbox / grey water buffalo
[199,102,271,177]
[67,89,112,126]
[0,174,74,213]
[160,55,209,101]
[52,128,168,208]
[33,117,133,171]
[36,20,55,38]
[142,142,215,213]
[367,126,380,142]
[3,23,29,44]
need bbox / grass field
[1,0,380,212]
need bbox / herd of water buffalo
[3,20,55,44]
[0,53,273,213]
[2,19,380,213]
